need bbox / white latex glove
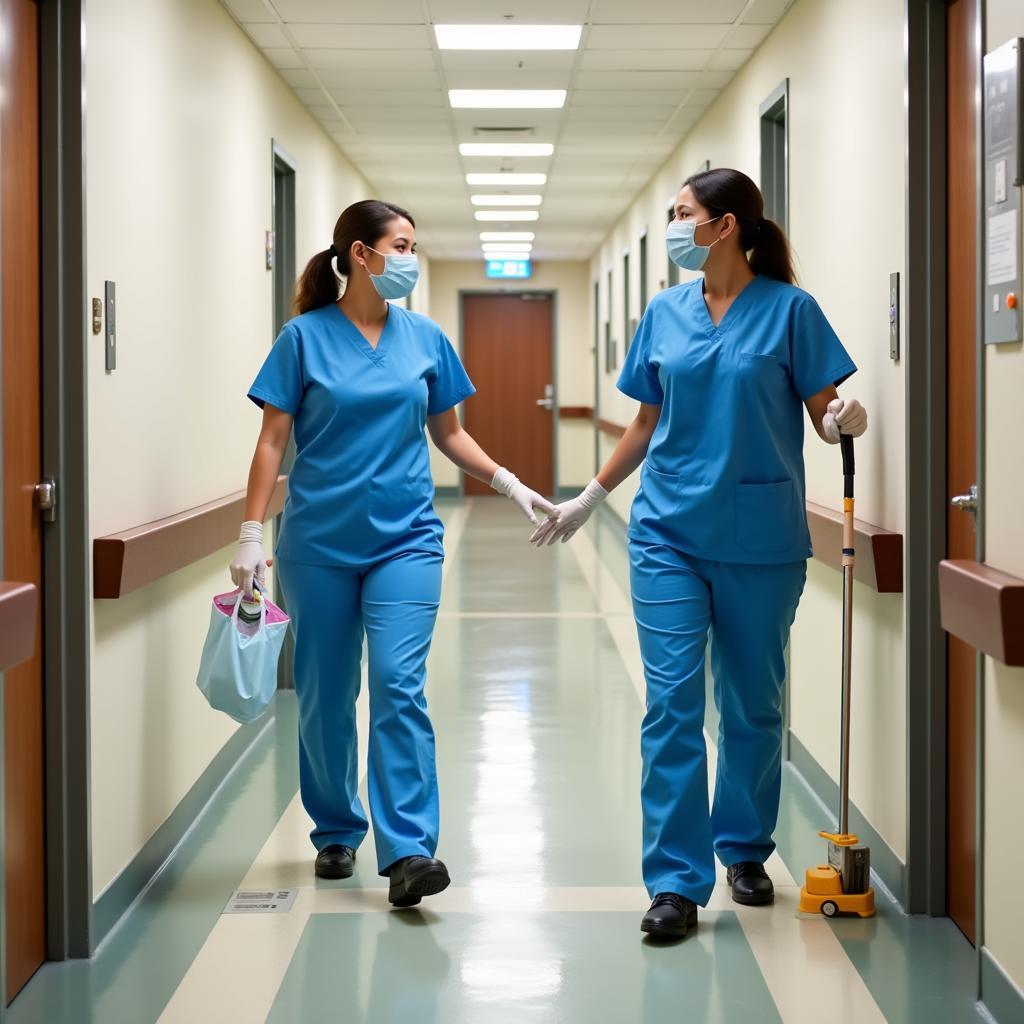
[822,398,868,444]
[490,467,557,526]
[530,478,608,546]
[229,521,270,597]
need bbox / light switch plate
[889,271,900,361]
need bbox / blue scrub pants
[629,541,807,906]
[276,551,443,874]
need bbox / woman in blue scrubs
[230,200,553,907]
[533,168,868,939]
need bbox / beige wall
[589,0,908,859]
[983,0,1024,1000]
[428,260,594,492]
[86,0,373,899]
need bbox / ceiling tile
[443,70,572,90]
[345,106,451,123]
[728,23,773,48]
[426,0,590,22]
[571,90,688,107]
[744,0,795,24]
[563,105,677,123]
[280,68,319,89]
[261,47,305,69]
[223,0,274,22]
[288,24,432,48]
[439,51,576,72]
[243,23,289,47]
[585,24,729,49]
[590,0,745,24]
[315,68,443,90]
[329,89,446,107]
[572,70,703,91]
[272,0,426,22]
[578,49,711,71]
[708,49,755,72]
[302,48,438,70]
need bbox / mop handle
[838,432,855,836]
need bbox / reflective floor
[10,500,983,1023]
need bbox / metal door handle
[536,383,553,411]
[950,485,978,512]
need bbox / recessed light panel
[475,210,540,221]
[436,25,582,50]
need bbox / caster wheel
[821,901,839,918]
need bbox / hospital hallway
[3,500,985,1023]
[6,0,1024,1021]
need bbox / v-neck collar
[696,274,761,338]
[333,301,393,364]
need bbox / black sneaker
[726,861,774,906]
[640,892,699,939]
[386,856,451,907]
[314,844,355,879]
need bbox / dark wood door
[2,0,45,999]
[945,0,978,946]
[461,294,554,497]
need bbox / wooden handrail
[939,560,1024,666]
[558,406,593,419]
[805,501,904,593]
[93,476,288,599]
[0,582,38,673]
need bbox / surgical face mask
[362,244,420,300]
[665,216,722,271]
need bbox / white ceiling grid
[222,0,794,260]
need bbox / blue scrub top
[617,275,856,564]
[248,302,475,568]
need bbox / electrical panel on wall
[983,38,1023,345]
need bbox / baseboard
[981,946,1024,1024]
[91,705,276,949]
[787,730,906,906]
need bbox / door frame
[903,0,986,955]
[456,289,559,498]
[39,0,93,961]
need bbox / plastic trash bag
[196,587,290,724]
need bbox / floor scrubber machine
[798,432,876,919]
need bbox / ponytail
[684,167,796,285]
[291,199,416,318]
[749,217,795,285]
[292,248,340,317]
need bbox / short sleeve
[616,307,664,405]
[790,296,858,401]
[248,323,304,414]
[427,332,476,415]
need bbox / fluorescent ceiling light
[436,25,582,50]
[479,231,535,241]
[481,242,532,252]
[475,210,540,221]
[450,90,566,109]
[471,194,542,206]
[460,143,554,157]
[466,173,547,186]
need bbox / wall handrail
[0,581,38,673]
[93,476,287,599]
[938,559,1024,666]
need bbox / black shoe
[727,861,774,906]
[314,844,356,879]
[386,856,451,907]
[640,893,698,939]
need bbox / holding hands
[530,478,608,546]
[490,467,558,526]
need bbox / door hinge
[35,478,57,522]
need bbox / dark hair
[292,199,416,316]
[682,168,795,285]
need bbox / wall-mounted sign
[486,259,532,279]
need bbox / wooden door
[945,0,978,945]
[461,294,554,497]
[2,0,46,999]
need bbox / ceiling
[221,0,794,261]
